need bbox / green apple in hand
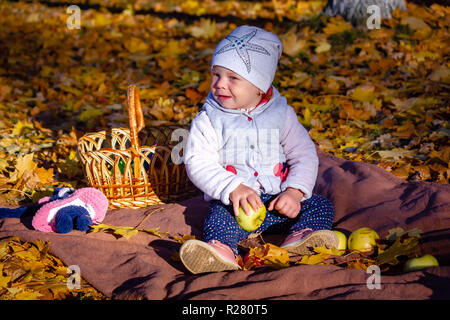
[236,203,266,231]
[404,254,439,272]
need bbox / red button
[247,117,252,121]
[254,171,258,177]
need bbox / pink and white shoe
[32,188,108,232]
[281,228,339,256]
[179,239,241,274]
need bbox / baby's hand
[229,184,264,217]
[268,188,304,218]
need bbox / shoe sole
[179,240,241,274]
[281,230,339,256]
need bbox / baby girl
[180,25,338,274]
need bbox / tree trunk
[323,0,407,26]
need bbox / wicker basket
[77,85,198,209]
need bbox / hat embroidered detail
[214,29,270,73]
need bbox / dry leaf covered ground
[0,236,107,299]
[0,0,448,205]
[0,0,449,300]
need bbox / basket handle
[127,85,145,155]
[127,85,145,179]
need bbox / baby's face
[211,66,262,110]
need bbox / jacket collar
[204,86,282,116]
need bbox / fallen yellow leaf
[315,41,331,54]
[281,32,307,57]
[125,37,149,53]
[323,18,352,35]
[189,19,216,38]
[173,234,196,244]
[298,252,330,265]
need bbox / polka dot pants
[203,193,335,254]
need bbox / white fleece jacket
[183,90,319,205]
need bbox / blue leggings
[203,193,335,254]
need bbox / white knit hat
[211,25,283,93]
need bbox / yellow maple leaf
[313,246,344,256]
[140,228,165,238]
[245,243,290,270]
[54,266,70,276]
[189,19,216,38]
[9,153,37,183]
[261,243,290,268]
[149,97,175,120]
[35,167,54,185]
[173,234,196,244]
[93,12,113,27]
[14,249,39,262]
[297,246,344,265]
[298,252,330,265]
[12,120,34,136]
[323,18,352,35]
[113,227,139,240]
[19,155,36,173]
[90,223,139,240]
[315,41,331,54]
[161,40,185,57]
[14,289,43,300]
[39,66,53,78]
[125,37,149,54]
[281,32,307,57]
[350,85,376,102]
[300,108,312,127]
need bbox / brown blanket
[1,149,449,299]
